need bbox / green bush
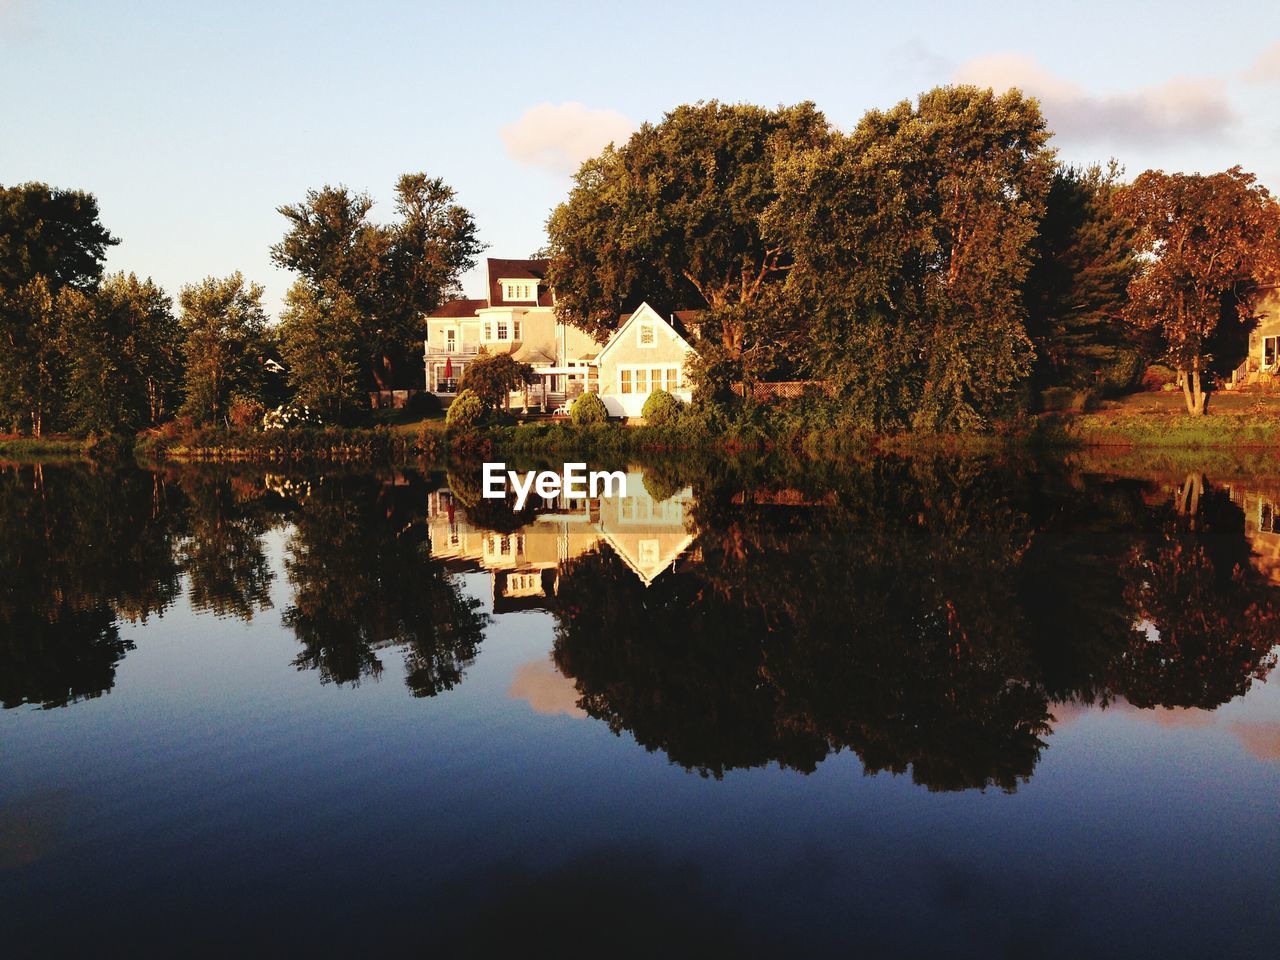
[446,390,484,431]
[641,389,684,426]
[570,392,609,426]
[405,391,441,418]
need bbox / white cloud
[1244,40,1280,83]
[501,102,635,176]
[955,53,1236,146]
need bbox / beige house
[424,258,601,408]
[424,259,699,417]
[1229,285,1280,387]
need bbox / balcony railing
[425,343,482,356]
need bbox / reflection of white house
[425,470,697,607]
[424,258,698,418]
[1227,481,1280,585]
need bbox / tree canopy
[272,173,484,389]
[546,100,831,358]
[769,85,1055,428]
[178,272,270,424]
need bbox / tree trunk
[1181,362,1208,416]
[1182,366,1203,414]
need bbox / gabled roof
[427,297,487,319]
[595,301,696,365]
[488,258,554,308]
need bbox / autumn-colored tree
[1120,167,1280,415]
[546,101,831,362]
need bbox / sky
[3,0,1279,318]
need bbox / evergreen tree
[1023,163,1140,393]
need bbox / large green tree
[271,173,483,389]
[0,182,117,292]
[546,101,832,363]
[59,273,181,435]
[277,279,364,421]
[770,86,1055,428]
[0,182,118,435]
[1023,163,1141,393]
[1119,167,1280,415]
[178,272,269,424]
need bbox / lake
[2,457,1278,957]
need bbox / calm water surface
[1,459,1278,957]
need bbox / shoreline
[9,409,1280,468]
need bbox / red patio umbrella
[443,357,453,380]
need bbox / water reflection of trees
[551,461,1280,790]
[283,477,488,695]
[0,465,178,707]
[178,473,276,620]
[0,464,487,706]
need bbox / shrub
[641,389,684,426]
[80,432,128,460]
[1141,364,1178,392]
[405,391,441,418]
[446,390,485,431]
[228,398,266,431]
[570,392,609,426]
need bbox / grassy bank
[136,423,446,463]
[84,390,1280,467]
[0,435,85,460]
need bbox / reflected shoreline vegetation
[4,455,1277,793]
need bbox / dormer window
[501,280,537,303]
[637,322,656,348]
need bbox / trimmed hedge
[642,389,684,426]
[570,392,609,425]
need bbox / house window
[1263,501,1277,533]
[513,320,521,340]
[638,322,656,347]
[497,320,509,340]
[639,539,660,567]
[635,369,648,394]
[503,281,537,302]
[668,367,679,390]
[620,369,632,394]
[446,330,456,351]
[1265,336,1279,368]
[484,321,493,340]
